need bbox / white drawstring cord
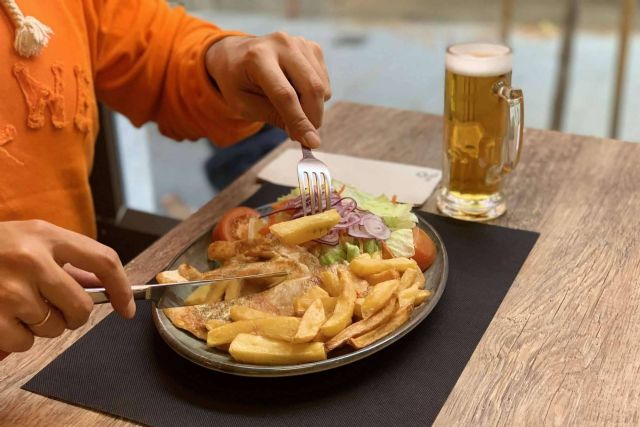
[1,0,52,58]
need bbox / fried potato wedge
[366,269,400,286]
[293,285,330,314]
[319,269,342,297]
[205,319,229,331]
[348,304,414,349]
[397,286,419,308]
[269,209,341,245]
[224,279,244,301]
[414,289,432,306]
[230,305,276,321]
[325,298,398,352]
[399,268,419,290]
[353,297,365,319]
[361,279,400,319]
[178,263,203,281]
[206,317,301,347]
[184,285,211,306]
[339,268,369,298]
[295,296,337,317]
[155,270,187,284]
[292,299,326,343]
[320,272,357,338]
[349,257,420,276]
[229,334,327,365]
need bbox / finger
[280,51,325,128]
[9,282,66,337]
[248,58,321,148]
[0,316,34,353]
[38,260,95,330]
[28,304,66,338]
[297,38,332,101]
[63,263,102,288]
[46,227,134,319]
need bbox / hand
[0,220,135,354]
[205,32,332,148]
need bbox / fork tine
[322,172,332,211]
[309,172,319,214]
[298,169,309,216]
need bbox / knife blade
[85,271,289,308]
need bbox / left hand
[205,32,332,149]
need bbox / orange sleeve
[85,0,262,146]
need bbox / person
[0,0,331,358]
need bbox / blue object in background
[205,125,287,192]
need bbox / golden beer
[437,43,524,221]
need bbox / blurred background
[98,0,639,258]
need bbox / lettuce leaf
[338,182,418,231]
[385,229,415,258]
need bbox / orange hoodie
[0,0,261,237]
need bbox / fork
[297,146,333,215]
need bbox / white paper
[258,148,442,206]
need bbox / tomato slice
[211,207,260,241]
[412,227,436,271]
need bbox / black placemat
[24,184,539,427]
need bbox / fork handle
[301,146,313,158]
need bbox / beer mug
[437,43,524,221]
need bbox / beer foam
[446,43,512,77]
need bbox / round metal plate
[152,210,447,377]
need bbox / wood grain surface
[1,101,639,426]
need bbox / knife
[85,271,289,308]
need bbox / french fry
[349,257,419,276]
[366,269,400,286]
[293,285,330,313]
[294,296,337,316]
[207,240,239,261]
[337,267,369,297]
[269,209,341,245]
[361,279,400,319]
[178,263,203,281]
[155,270,187,284]
[414,289,432,306]
[230,305,276,321]
[371,251,383,260]
[397,286,419,308]
[325,298,398,352]
[320,271,357,338]
[399,268,419,290]
[319,269,342,297]
[413,271,426,289]
[353,297,365,319]
[348,304,414,349]
[205,319,228,331]
[184,285,211,306]
[224,279,244,301]
[229,334,327,365]
[204,280,229,304]
[206,317,301,347]
[292,299,326,343]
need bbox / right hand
[0,220,135,355]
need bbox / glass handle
[488,81,524,183]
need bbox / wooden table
[2,102,639,426]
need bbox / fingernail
[125,299,136,319]
[302,130,321,148]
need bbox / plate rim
[152,212,448,377]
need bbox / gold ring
[29,306,52,328]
